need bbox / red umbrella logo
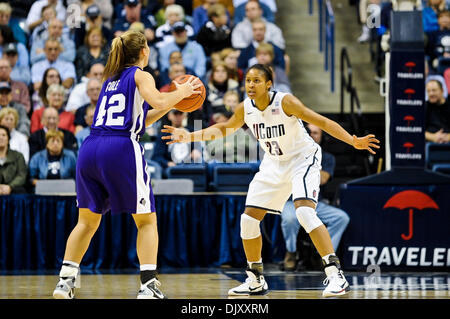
[403,115,415,126]
[383,190,439,240]
[405,61,416,72]
[403,142,414,153]
[404,88,416,99]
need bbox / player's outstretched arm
[135,70,202,110]
[161,103,246,144]
[282,94,380,154]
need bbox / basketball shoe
[322,255,349,297]
[137,278,166,299]
[52,264,80,299]
[228,262,268,296]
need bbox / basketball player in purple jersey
[52,30,201,299]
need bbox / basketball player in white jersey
[162,64,380,297]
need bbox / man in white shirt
[26,0,66,32]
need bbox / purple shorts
[76,132,156,215]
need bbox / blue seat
[166,164,208,192]
[210,163,259,192]
[432,163,450,175]
[425,143,450,169]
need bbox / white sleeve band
[295,206,323,233]
[240,213,261,239]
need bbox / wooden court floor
[0,267,449,299]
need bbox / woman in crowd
[0,107,29,164]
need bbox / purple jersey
[92,66,150,137]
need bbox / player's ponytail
[102,30,147,82]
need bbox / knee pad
[295,206,323,233]
[240,214,261,240]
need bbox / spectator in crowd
[0,107,29,163]
[255,43,291,93]
[0,2,27,46]
[0,81,29,137]
[113,0,156,42]
[425,79,450,143]
[231,0,284,50]
[192,0,223,35]
[30,18,75,65]
[158,50,195,87]
[159,63,187,92]
[196,3,232,57]
[75,26,109,81]
[74,78,101,133]
[205,109,259,163]
[74,4,113,48]
[153,109,203,177]
[26,0,66,33]
[32,67,62,111]
[425,10,450,73]
[75,0,114,30]
[154,4,194,49]
[75,104,95,147]
[220,47,244,85]
[29,107,78,158]
[3,43,31,86]
[31,84,75,134]
[29,4,57,47]
[423,0,448,34]
[0,58,31,113]
[31,38,76,91]
[280,124,350,271]
[237,20,286,71]
[29,129,77,186]
[206,61,240,115]
[0,124,27,194]
[232,0,275,25]
[0,25,29,68]
[158,21,207,83]
[154,0,176,27]
[222,89,240,112]
[66,63,104,112]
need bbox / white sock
[140,264,157,271]
[322,253,339,277]
[62,260,79,268]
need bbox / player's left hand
[352,134,380,154]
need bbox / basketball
[168,75,206,112]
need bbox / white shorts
[245,147,322,214]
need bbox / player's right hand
[173,76,203,98]
[161,125,191,144]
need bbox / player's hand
[161,125,191,144]
[352,134,380,154]
[173,76,203,98]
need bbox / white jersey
[243,91,317,161]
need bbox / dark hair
[0,124,10,144]
[39,68,62,107]
[246,63,273,83]
[0,25,15,44]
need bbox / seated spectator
[233,0,275,24]
[231,0,285,50]
[29,107,78,158]
[423,0,448,34]
[158,50,195,87]
[255,43,291,93]
[75,0,114,30]
[31,38,76,91]
[222,90,240,112]
[74,78,101,133]
[425,79,450,143]
[425,10,450,73]
[153,109,203,177]
[0,81,29,136]
[196,3,232,57]
[32,67,62,111]
[207,61,240,114]
[113,0,156,42]
[28,4,57,47]
[0,124,27,194]
[220,47,244,85]
[0,2,27,46]
[237,20,285,71]
[193,0,232,35]
[75,104,95,147]
[3,43,31,86]
[31,84,75,134]
[205,108,259,163]
[0,107,29,163]
[29,129,77,187]
[159,63,187,92]
[155,4,194,49]
[75,26,109,81]
[158,21,207,83]
[74,4,113,48]
[154,0,176,27]
[0,57,31,113]
[26,0,66,34]
[0,25,29,68]
[66,63,104,113]
[30,18,75,65]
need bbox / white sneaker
[358,25,370,43]
[53,277,76,299]
[322,270,350,297]
[137,278,166,299]
[228,267,268,296]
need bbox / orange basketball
[168,75,206,112]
